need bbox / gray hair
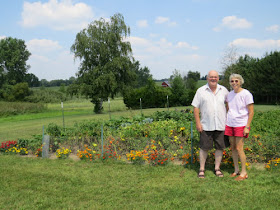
[229,73,244,85]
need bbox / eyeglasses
[230,80,239,83]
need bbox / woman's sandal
[230,172,240,177]
[235,174,248,181]
[198,170,205,178]
[215,169,224,177]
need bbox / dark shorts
[200,130,225,150]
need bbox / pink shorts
[225,125,250,138]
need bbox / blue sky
[1,0,280,81]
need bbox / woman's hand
[243,127,250,136]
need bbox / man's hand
[196,122,203,133]
[193,107,203,133]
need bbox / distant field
[197,80,207,87]
[0,97,188,141]
[156,80,207,88]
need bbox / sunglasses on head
[230,80,239,83]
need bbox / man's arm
[193,107,203,133]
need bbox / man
[191,70,228,178]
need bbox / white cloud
[127,36,150,47]
[214,15,252,31]
[127,36,202,79]
[229,38,280,49]
[155,16,177,26]
[176,42,199,50]
[28,50,79,80]
[25,38,78,80]
[0,36,6,40]
[20,0,94,31]
[155,16,169,24]
[265,24,279,33]
[26,39,62,53]
[149,33,159,38]
[137,20,148,28]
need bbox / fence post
[42,135,50,158]
[140,98,143,116]
[101,123,104,158]
[191,121,194,165]
[61,101,65,130]
[108,98,111,120]
[167,95,169,111]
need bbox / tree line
[221,52,280,104]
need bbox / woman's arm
[244,103,254,135]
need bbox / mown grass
[0,155,279,209]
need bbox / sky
[1,0,280,81]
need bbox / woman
[225,74,254,181]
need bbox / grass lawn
[0,155,279,209]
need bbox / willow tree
[71,13,136,113]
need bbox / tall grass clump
[25,89,68,103]
[0,101,47,117]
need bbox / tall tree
[132,60,152,88]
[71,13,136,113]
[0,37,31,86]
[185,70,200,90]
[222,51,280,104]
[24,73,40,87]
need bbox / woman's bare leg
[235,137,247,176]
[230,136,239,173]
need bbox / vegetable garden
[1,109,279,171]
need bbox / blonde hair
[229,73,244,85]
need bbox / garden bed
[1,110,279,171]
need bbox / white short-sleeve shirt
[191,84,229,131]
[226,89,254,127]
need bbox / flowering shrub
[146,140,172,166]
[56,147,71,159]
[100,137,121,161]
[17,147,28,155]
[0,140,17,152]
[35,147,42,157]
[148,149,170,166]
[77,145,96,161]
[181,151,199,166]
[221,149,233,166]
[4,146,28,155]
[265,157,280,171]
[126,150,148,165]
